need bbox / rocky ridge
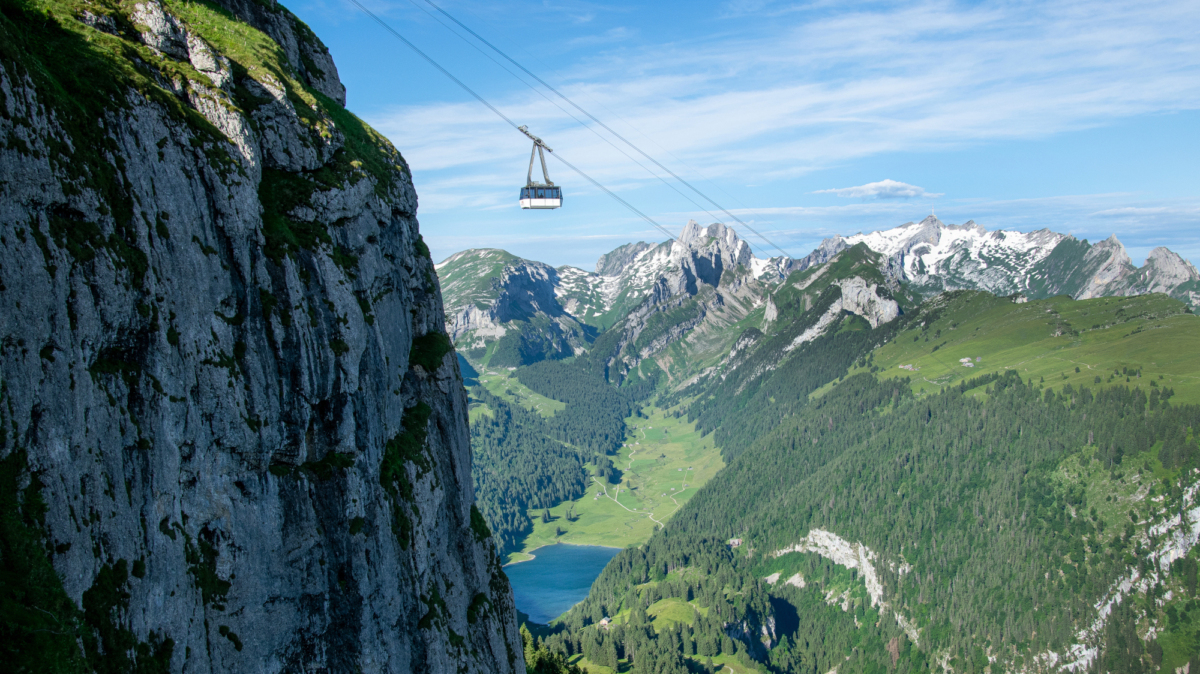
[0,0,521,671]
[833,216,1199,306]
[439,215,1196,381]
[436,249,592,366]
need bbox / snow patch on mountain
[836,216,1066,296]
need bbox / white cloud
[567,26,633,47]
[814,179,942,199]
[367,0,1200,215]
[342,0,1200,268]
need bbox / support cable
[401,0,742,249]
[421,0,792,259]
[345,0,677,242]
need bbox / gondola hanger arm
[517,125,552,153]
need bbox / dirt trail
[592,477,666,530]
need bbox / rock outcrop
[0,0,522,671]
[1075,235,1135,300]
[836,277,901,329]
[437,250,592,365]
[1100,244,1200,305]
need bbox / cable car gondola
[518,125,562,209]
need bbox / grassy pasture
[646,597,702,629]
[473,369,566,418]
[504,402,725,564]
[861,293,1200,403]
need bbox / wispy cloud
[335,0,1200,269]
[369,0,1200,215]
[567,26,633,47]
[814,179,942,199]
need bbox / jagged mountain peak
[680,219,739,246]
[675,220,753,268]
[1090,233,1130,258]
[1146,246,1200,278]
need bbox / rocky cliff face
[586,222,773,383]
[0,0,522,671]
[436,249,592,366]
[594,241,653,276]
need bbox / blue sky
[286,0,1200,270]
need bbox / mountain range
[443,215,1200,674]
[438,216,1199,377]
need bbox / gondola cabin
[517,125,562,210]
[520,185,562,209]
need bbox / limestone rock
[837,277,900,328]
[0,1,521,672]
[595,241,654,276]
[1076,235,1135,299]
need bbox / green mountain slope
[863,291,1200,403]
[437,248,522,312]
[515,290,1200,674]
[446,223,1200,674]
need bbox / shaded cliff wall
[0,0,522,671]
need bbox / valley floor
[471,369,724,565]
[509,400,723,564]
[566,652,759,674]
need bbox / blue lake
[505,544,622,624]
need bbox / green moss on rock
[380,402,433,549]
[259,168,333,264]
[299,451,353,481]
[470,504,491,543]
[410,332,453,372]
[0,449,88,672]
[185,529,230,610]
[466,592,490,624]
[329,338,349,357]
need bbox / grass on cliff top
[858,292,1200,403]
[1,0,404,199]
[162,0,406,191]
[503,402,725,564]
[0,0,231,276]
